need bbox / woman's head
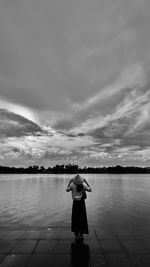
[73,174,84,185]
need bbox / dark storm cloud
[66,133,85,138]
[0,109,45,138]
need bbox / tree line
[0,164,150,174]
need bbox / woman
[66,174,92,240]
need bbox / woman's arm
[67,179,73,187]
[66,179,73,192]
[84,184,92,192]
[83,179,92,192]
[83,178,90,187]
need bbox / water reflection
[71,241,90,267]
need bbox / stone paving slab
[59,229,75,240]
[128,228,150,240]
[95,229,116,240]
[100,240,124,253]
[104,253,134,267]
[113,229,135,240]
[51,254,71,267]
[23,230,45,240]
[133,232,150,241]
[0,227,150,266]
[3,231,25,240]
[0,254,7,264]
[120,240,149,254]
[0,231,9,239]
[82,239,103,253]
[90,254,106,267]
[0,241,17,253]
[11,241,37,253]
[26,253,55,267]
[0,254,30,267]
[44,228,61,239]
[129,254,150,267]
[140,239,150,253]
[35,240,58,253]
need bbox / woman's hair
[76,183,84,192]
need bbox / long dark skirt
[71,199,89,235]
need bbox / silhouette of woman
[66,174,92,240]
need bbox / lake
[0,173,150,229]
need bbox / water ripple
[0,174,150,228]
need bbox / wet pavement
[0,226,150,266]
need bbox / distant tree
[39,166,45,173]
[0,164,150,174]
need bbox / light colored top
[66,182,92,200]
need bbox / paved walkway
[0,226,150,266]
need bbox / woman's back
[66,181,91,200]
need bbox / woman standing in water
[66,174,92,240]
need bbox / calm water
[0,173,150,228]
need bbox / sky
[0,0,150,167]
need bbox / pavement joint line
[7,240,18,254]
[94,229,109,267]
[128,227,150,253]
[31,240,39,254]
[113,236,137,267]
[24,252,33,267]
[128,229,140,240]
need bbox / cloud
[0,109,45,138]
[0,115,98,166]
[71,64,145,111]
[0,98,38,122]
[0,80,150,167]
[70,84,150,136]
[1,0,150,166]
[52,63,145,133]
[0,0,150,114]
[55,85,150,165]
